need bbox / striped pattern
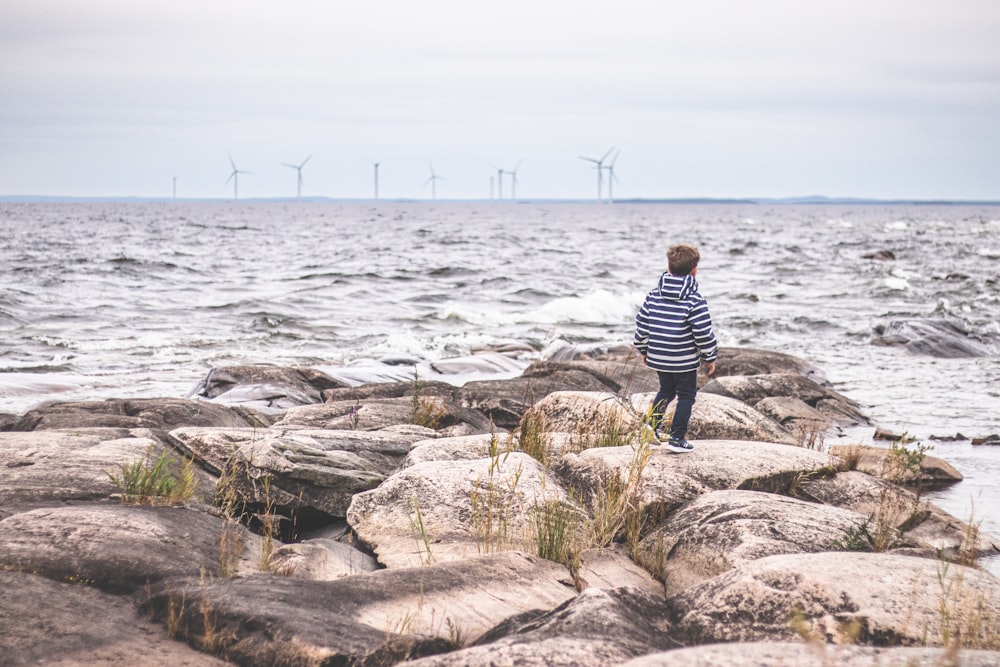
[634,272,718,372]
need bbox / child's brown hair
[667,244,700,276]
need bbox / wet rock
[624,643,1000,667]
[140,552,577,664]
[634,490,867,594]
[0,570,229,667]
[9,397,265,433]
[861,249,897,260]
[871,318,992,357]
[0,429,217,516]
[0,504,257,593]
[405,586,677,667]
[698,373,869,426]
[670,552,1000,646]
[631,391,800,445]
[189,364,348,413]
[347,452,575,568]
[170,426,432,517]
[972,434,1000,446]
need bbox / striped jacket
[634,272,718,373]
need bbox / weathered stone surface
[631,391,800,445]
[872,318,993,357]
[670,552,1000,647]
[0,570,230,667]
[699,373,869,426]
[8,397,264,432]
[623,643,1000,667]
[830,444,963,485]
[268,539,379,580]
[802,471,1000,559]
[170,425,433,517]
[635,490,868,594]
[529,391,640,434]
[0,429,217,516]
[274,395,494,433]
[348,452,574,568]
[710,347,827,384]
[0,504,257,593]
[405,586,678,667]
[576,545,665,596]
[141,552,577,664]
[189,364,347,412]
[403,433,508,467]
[455,362,622,429]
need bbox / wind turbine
[579,147,614,202]
[603,150,620,203]
[504,160,522,201]
[424,163,444,200]
[371,160,381,200]
[172,176,177,200]
[225,155,250,201]
[282,155,311,202]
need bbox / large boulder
[0,429,217,516]
[404,586,677,667]
[623,643,1000,667]
[348,452,576,568]
[189,364,348,413]
[630,392,800,445]
[710,347,828,384]
[872,318,993,358]
[635,490,868,593]
[140,552,578,664]
[528,391,641,437]
[830,444,963,486]
[670,552,1000,647]
[0,504,258,593]
[169,425,433,517]
[275,395,494,433]
[8,397,264,433]
[0,570,230,667]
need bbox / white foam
[977,247,1000,259]
[885,221,908,231]
[882,277,909,291]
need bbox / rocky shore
[1,346,998,666]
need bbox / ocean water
[2,202,998,549]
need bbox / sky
[1,0,998,201]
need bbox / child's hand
[704,361,717,376]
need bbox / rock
[275,395,494,433]
[455,362,622,429]
[829,444,963,486]
[0,504,258,593]
[8,397,265,433]
[0,570,230,667]
[634,490,868,594]
[267,539,379,580]
[753,396,831,435]
[623,643,1000,667]
[140,552,577,664]
[321,378,458,402]
[404,586,678,667]
[575,545,665,596]
[0,429,217,516]
[631,391,800,445]
[189,364,348,412]
[710,347,828,384]
[698,373,869,426]
[669,552,1000,647]
[528,391,641,435]
[861,249,897,260]
[972,434,1000,446]
[170,426,433,518]
[348,452,575,568]
[403,433,509,467]
[871,318,992,358]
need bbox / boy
[633,243,718,453]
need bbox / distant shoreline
[2,195,1000,206]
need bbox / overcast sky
[1,0,998,200]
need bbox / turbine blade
[600,147,615,162]
[301,155,312,167]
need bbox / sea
[2,201,998,561]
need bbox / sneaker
[642,423,661,443]
[653,424,669,443]
[665,437,694,454]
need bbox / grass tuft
[109,446,198,506]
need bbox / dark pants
[651,369,698,439]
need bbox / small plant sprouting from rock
[409,496,435,565]
[517,407,553,465]
[348,401,362,430]
[108,446,198,506]
[411,368,445,429]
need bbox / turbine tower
[225,155,250,201]
[603,150,620,203]
[372,160,381,200]
[504,160,522,201]
[282,155,311,202]
[579,147,614,202]
[425,163,444,200]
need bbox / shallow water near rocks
[2,201,998,558]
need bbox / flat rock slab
[9,397,263,432]
[189,364,347,412]
[0,429,217,516]
[141,552,578,665]
[348,452,574,568]
[274,395,494,432]
[670,551,1000,647]
[405,586,678,667]
[699,373,869,426]
[635,489,868,594]
[0,504,252,593]
[0,570,230,667]
[623,642,1000,667]
[170,425,433,516]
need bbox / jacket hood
[656,272,698,300]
